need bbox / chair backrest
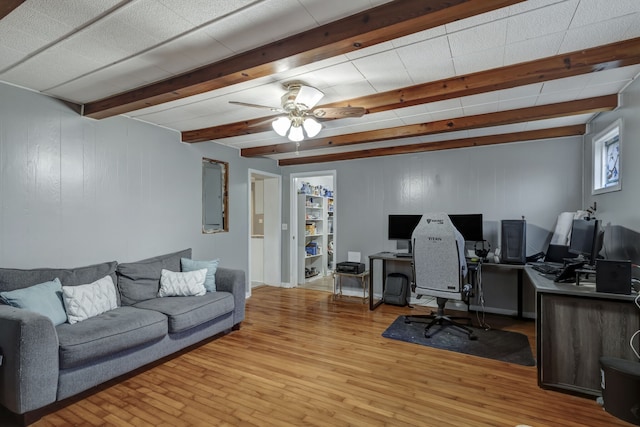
[411,213,463,300]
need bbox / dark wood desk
[527,267,640,396]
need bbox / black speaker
[501,220,526,264]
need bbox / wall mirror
[202,157,229,233]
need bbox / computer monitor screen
[569,219,601,265]
[448,214,483,241]
[388,215,423,240]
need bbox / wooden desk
[527,266,640,397]
[332,270,369,303]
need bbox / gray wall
[282,136,584,315]
[582,76,640,264]
[0,82,278,275]
[283,137,584,274]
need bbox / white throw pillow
[62,275,118,324]
[158,268,207,297]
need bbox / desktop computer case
[501,220,526,264]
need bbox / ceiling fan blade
[312,107,366,119]
[229,101,284,113]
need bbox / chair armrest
[215,267,246,326]
[0,306,59,414]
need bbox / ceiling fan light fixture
[272,116,291,136]
[302,117,322,138]
[288,124,304,142]
[294,85,324,110]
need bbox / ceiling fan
[229,83,366,142]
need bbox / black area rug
[382,315,536,366]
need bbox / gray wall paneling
[282,137,584,316]
[583,77,640,264]
[0,82,279,277]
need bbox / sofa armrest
[0,306,59,415]
[215,267,246,326]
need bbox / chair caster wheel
[469,335,478,341]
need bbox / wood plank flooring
[14,286,630,426]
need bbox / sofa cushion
[117,249,191,305]
[56,306,167,369]
[62,275,118,324]
[0,278,68,326]
[181,258,219,292]
[133,291,234,333]
[158,269,206,297]
[0,261,118,295]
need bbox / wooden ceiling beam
[83,0,524,119]
[241,95,616,157]
[182,37,640,143]
[0,0,25,20]
[278,125,586,166]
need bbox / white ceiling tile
[0,22,49,58]
[579,81,628,98]
[468,123,528,137]
[505,0,577,43]
[498,95,538,112]
[445,7,510,33]
[461,92,501,108]
[0,3,73,45]
[352,50,413,92]
[496,83,544,100]
[400,112,432,126]
[320,80,376,103]
[298,0,380,25]
[149,30,234,70]
[344,41,395,61]
[524,114,594,130]
[624,13,640,38]
[396,36,455,84]
[508,0,573,15]
[570,0,640,28]
[0,47,24,71]
[541,74,592,94]
[463,102,499,117]
[204,0,317,53]
[157,0,258,27]
[504,33,564,65]
[114,0,195,41]
[1,46,104,92]
[428,107,464,122]
[452,47,504,76]
[559,15,637,53]
[587,65,640,86]
[25,0,123,28]
[392,26,447,48]
[447,19,508,57]
[535,89,581,105]
[45,77,124,104]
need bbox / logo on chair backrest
[428,237,442,241]
[426,218,444,224]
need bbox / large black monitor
[448,214,483,242]
[388,215,423,240]
[569,219,602,265]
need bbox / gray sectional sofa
[0,248,245,419]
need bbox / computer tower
[501,220,526,264]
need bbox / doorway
[290,171,336,292]
[248,170,282,297]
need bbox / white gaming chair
[405,213,476,340]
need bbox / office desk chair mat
[382,316,535,367]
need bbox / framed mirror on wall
[202,157,229,233]
[592,119,622,195]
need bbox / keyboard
[531,263,561,275]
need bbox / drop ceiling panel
[156,0,258,27]
[452,46,504,76]
[447,19,508,58]
[503,33,564,65]
[298,0,390,25]
[559,14,637,52]
[570,0,640,27]
[505,0,577,43]
[352,50,413,92]
[396,36,455,83]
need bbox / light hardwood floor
[14,286,628,426]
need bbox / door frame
[248,169,282,297]
[289,170,336,288]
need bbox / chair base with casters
[405,297,477,340]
